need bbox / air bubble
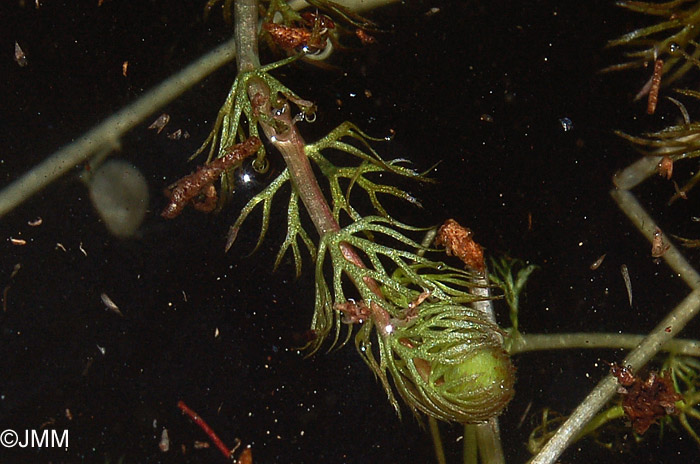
[559,117,573,132]
[670,43,680,53]
[88,159,148,238]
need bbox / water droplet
[559,117,573,132]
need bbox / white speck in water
[559,117,573,132]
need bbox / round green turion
[385,302,515,423]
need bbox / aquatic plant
[185,0,518,442]
[4,1,700,463]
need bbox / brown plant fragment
[658,155,673,180]
[236,447,253,464]
[161,137,261,219]
[647,59,663,115]
[651,227,670,258]
[14,41,28,67]
[355,28,376,45]
[148,113,170,134]
[263,13,334,54]
[334,299,370,324]
[434,219,485,273]
[610,363,682,434]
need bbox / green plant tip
[432,346,515,422]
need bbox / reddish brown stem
[247,79,385,302]
[177,400,233,460]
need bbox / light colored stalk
[463,424,478,464]
[510,332,700,356]
[429,416,447,464]
[0,37,238,219]
[234,0,260,72]
[610,188,700,289]
[475,419,505,464]
[612,155,659,190]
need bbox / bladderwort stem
[510,332,700,356]
[234,0,260,73]
[234,0,385,305]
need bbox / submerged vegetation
[5,0,700,463]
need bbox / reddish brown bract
[434,219,485,273]
[658,155,673,180]
[651,227,670,258]
[334,300,370,324]
[610,363,682,434]
[355,28,376,45]
[263,13,334,53]
[161,137,261,219]
[647,59,663,115]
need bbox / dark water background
[1,0,699,462]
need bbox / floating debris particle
[122,60,128,77]
[621,264,632,307]
[101,292,123,316]
[9,237,26,246]
[159,428,170,452]
[590,253,607,270]
[27,217,42,226]
[14,41,28,67]
[559,117,573,132]
[651,227,670,258]
[647,59,663,115]
[10,263,21,278]
[167,129,190,140]
[148,113,170,134]
[658,156,673,180]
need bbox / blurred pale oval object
[88,159,148,238]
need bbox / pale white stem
[611,188,700,288]
[475,418,505,464]
[510,332,700,356]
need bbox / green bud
[383,302,515,423]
